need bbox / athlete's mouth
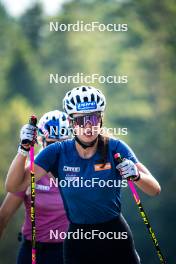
[83,127,93,137]
[83,132,93,137]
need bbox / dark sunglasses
[73,113,101,127]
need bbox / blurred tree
[6,49,40,104]
[0,0,175,263]
[19,3,43,50]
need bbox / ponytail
[96,135,109,168]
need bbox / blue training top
[35,138,138,224]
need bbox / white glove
[20,124,37,143]
[18,124,37,156]
[116,159,140,181]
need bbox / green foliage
[19,3,43,50]
[0,0,175,263]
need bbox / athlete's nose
[84,121,92,128]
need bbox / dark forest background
[0,0,175,263]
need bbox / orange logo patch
[94,162,111,171]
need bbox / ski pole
[114,153,167,264]
[29,115,37,264]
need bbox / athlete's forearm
[0,214,8,238]
[135,163,161,196]
[5,154,30,192]
[0,193,23,238]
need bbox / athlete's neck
[75,140,98,159]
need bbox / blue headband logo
[76,101,97,111]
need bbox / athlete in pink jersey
[15,174,68,243]
[0,110,70,264]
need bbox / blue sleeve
[116,139,139,164]
[34,142,60,178]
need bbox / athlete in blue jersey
[6,86,161,264]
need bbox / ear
[68,116,72,125]
[71,120,76,128]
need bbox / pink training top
[15,174,69,243]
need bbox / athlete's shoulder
[109,137,138,162]
[108,137,133,154]
[108,137,120,150]
[44,139,73,153]
[59,138,75,150]
[108,137,129,147]
[108,137,120,145]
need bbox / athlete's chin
[81,134,97,143]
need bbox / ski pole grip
[114,153,123,164]
[29,115,37,126]
[21,116,37,146]
[29,115,37,146]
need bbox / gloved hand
[18,124,37,156]
[116,159,140,181]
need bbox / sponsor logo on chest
[94,162,112,171]
[63,166,80,172]
[36,184,50,191]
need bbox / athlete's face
[72,112,102,143]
